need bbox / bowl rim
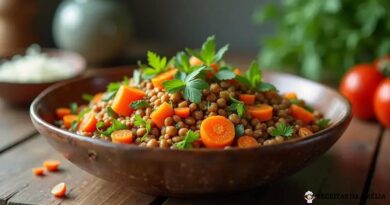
[0,48,86,85]
[30,70,352,153]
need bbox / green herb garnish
[163,67,208,103]
[69,102,78,114]
[316,119,331,130]
[290,99,314,112]
[175,51,192,73]
[101,119,127,136]
[134,114,151,142]
[229,96,246,117]
[174,130,200,149]
[141,51,169,79]
[271,123,294,138]
[107,107,116,117]
[70,120,78,132]
[133,69,142,85]
[186,35,229,66]
[130,100,150,110]
[215,69,236,80]
[235,124,245,137]
[96,121,104,131]
[82,94,94,102]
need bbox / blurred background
[0,0,389,81]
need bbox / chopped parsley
[229,96,246,117]
[163,67,209,103]
[316,119,330,130]
[69,102,78,114]
[235,124,245,137]
[82,94,94,102]
[271,123,294,138]
[185,35,229,66]
[174,130,200,149]
[141,51,169,79]
[130,100,150,110]
[134,114,151,142]
[101,119,127,136]
[235,61,276,92]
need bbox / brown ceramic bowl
[30,68,352,197]
[0,49,86,107]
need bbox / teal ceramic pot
[53,0,131,64]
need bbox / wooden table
[0,77,388,204]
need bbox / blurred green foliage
[254,0,390,81]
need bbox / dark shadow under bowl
[30,69,352,197]
[0,49,86,107]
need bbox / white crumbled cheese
[0,45,77,83]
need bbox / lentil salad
[55,36,331,149]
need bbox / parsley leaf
[257,82,277,92]
[229,96,246,117]
[235,124,245,137]
[163,67,208,103]
[290,99,314,112]
[107,107,116,117]
[69,102,78,114]
[130,100,150,110]
[235,61,277,92]
[175,51,192,73]
[316,119,330,130]
[96,121,104,130]
[82,94,94,102]
[70,120,78,132]
[174,130,200,149]
[134,114,151,142]
[142,51,169,79]
[215,70,236,80]
[185,36,229,65]
[163,79,186,93]
[133,69,142,85]
[271,123,294,138]
[101,119,127,136]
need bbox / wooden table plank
[0,135,156,205]
[367,129,389,205]
[0,101,36,152]
[164,119,382,205]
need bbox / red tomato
[339,64,384,119]
[374,78,390,127]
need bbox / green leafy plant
[130,100,150,110]
[271,123,294,138]
[134,114,151,142]
[235,61,276,91]
[162,67,209,103]
[186,35,229,66]
[254,0,390,81]
[229,96,246,117]
[174,130,200,149]
[101,119,127,136]
[140,51,170,79]
[316,119,331,130]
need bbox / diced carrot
[151,69,177,90]
[63,115,78,129]
[239,94,255,105]
[78,111,97,132]
[189,56,203,66]
[284,92,297,100]
[299,127,313,138]
[51,182,67,197]
[111,85,145,116]
[32,167,45,176]
[290,104,314,124]
[151,102,174,128]
[111,130,133,144]
[56,108,71,119]
[91,93,103,105]
[174,107,190,118]
[43,160,60,172]
[200,116,235,148]
[237,136,258,148]
[247,104,273,122]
